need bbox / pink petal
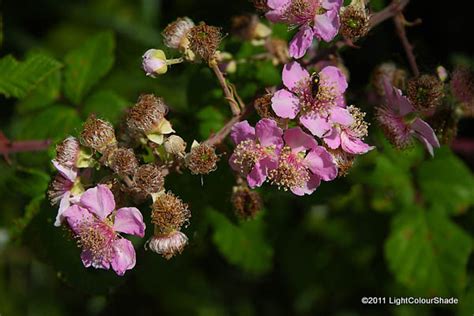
[290,173,321,196]
[256,118,283,148]
[230,120,255,145]
[228,152,243,174]
[81,250,110,270]
[289,26,315,59]
[340,132,373,154]
[299,114,331,137]
[111,238,136,276]
[314,9,340,42]
[271,89,300,119]
[412,118,440,155]
[323,127,341,149]
[114,207,146,237]
[283,61,310,92]
[321,0,342,10]
[267,0,289,9]
[413,134,434,157]
[330,106,353,126]
[80,185,116,219]
[283,127,318,152]
[52,160,77,182]
[247,157,277,188]
[62,204,94,234]
[319,66,348,94]
[305,147,338,181]
[54,191,71,227]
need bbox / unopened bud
[164,135,187,157]
[407,74,444,111]
[80,114,116,153]
[231,184,262,219]
[162,17,195,51]
[134,164,165,195]
[151,191,191,233]
[185,142,219,175]
[146,230,188,259]
[188,22,222,62]
[437,66,448,82]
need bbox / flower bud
[80,114,116,153]
[340,2,370,42]
[437,66,448,82]
[407,74,444,111]
[164,135,187,157]
[162,17,195,51]
[185,142,219,175]
[134,164,165,195]
[146,230,188,259]
[55,136,80,168]
[142,49,168,77]
[151,191,190,233]
[231,184,262,219]
[126,94,169,135]
[108,147,139,176]
[188,22,222,62]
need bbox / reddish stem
[393,12,420,77]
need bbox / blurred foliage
[1,0,473,315]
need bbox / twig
[393,12,420,77]
[0,132,52,163]
[369,0,410,29]
[210,62,241,116]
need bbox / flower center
[268,146,309,190]
[284,0,320,26]
[77,219,116,265]
[232,140,275,174]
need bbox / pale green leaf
[82,90,129,123]
[0,54,62,99]
[207,208,273,274]
[63,32,115,104]
[385,206,472,296]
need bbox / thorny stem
[0,132,52,163]
[393,12,420,77]
[210,61,242,116]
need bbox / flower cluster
[229,61,372,195]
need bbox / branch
[393,12,420,77]
[369,0,410,29]
[210,62,241,116]
[0,132,52,162]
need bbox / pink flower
[229,119,283,188]
[323,105,374,154]
[48,160,81,227]
[377,79,440,156]
[62,185,146,276]
[271,61,353,138]
[266,0,343,58]
[268,127,337,195]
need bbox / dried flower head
[162,17,195,50]
[188,22,222,62]
[327,148,355,177]
[265,38,290,65]
[231,184,263,219]
[340,5,369,42]
[134,164,165,195]
[55,136,80,168]
[80,115,116,153]
[185,143,219,175]
[372,62,407,96]
[254,93,275,119]
[164,135,187,157]
[126,94,168,135]
[231,14,271,41]
[250,0,270,13]
[108,147,139,176]
[146,231,188,259]
[407,74,444,111]
[451,67,474,107]
[151,191,191,233]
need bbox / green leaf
[196,106,225,139]
[12,104,82,140]
[10,195,45,239]
[417,147,474,214]
[207,208,273,274]
[82,90,129,124]
[255,60,281,86]
[385,206,472,296]
[0,53,62,99]
[16,69,61,114]
[63,31,115,104]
